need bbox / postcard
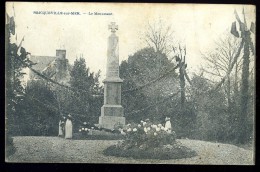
[5,2,255,164]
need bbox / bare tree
[201,33,243,110]
[144,19,174,55]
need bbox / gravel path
[7,136,254,165]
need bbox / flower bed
[103,142,197,160]
[73,130,124,140]
[103,120,197,159]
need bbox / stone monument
[98,22,125,129]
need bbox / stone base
[98,116,125,129]
[101,105,124,117]
[99,104,125,129]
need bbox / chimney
[56,49,66,59]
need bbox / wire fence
[11,46,235,124]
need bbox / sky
[6,2,255,83]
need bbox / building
[28,49,71,85]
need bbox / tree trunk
[227,74,231,112]
[179,64,185,111]
[238,31,250,144]
[234,61,239,102]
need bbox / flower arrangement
[116,119,177,150]
[104,119,198,160]
[78,121,93,135]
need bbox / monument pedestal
[98,79,125,129]
[99,116,125,129]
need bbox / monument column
[98,22,125,129]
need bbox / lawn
[6,136,254,164]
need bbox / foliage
[116,120,176,150]
[120,47,178,122]
[5,16,34,136]
[190,74,253,143]
[103,119,197,160]
[17,80,60,136]
[200,30,255,144]
[103,143,197,160]
[69,58,103,128]
[74,130,124,140]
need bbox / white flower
[79,129,82,132]
[144,127,147,133]
[143,122,147,126]
[133,128,137,132]
[138,124,141,128]
[141,120,144,123]
[91,127,94,129]
[127,123,131,126]
[164,127,168,131]
[85,128,88,131]
[156,127,160,132]
[121,131,126,135]
[147,127,151,131]
[161,126,165,130]
[82,128,84,130]
[158,124,162,127]
[83,122,87,125]
[154,132,158,136]
[127,128,132,132]
[167,129,171,134]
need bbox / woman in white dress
[65,114,73,139]
[165,117,172,133]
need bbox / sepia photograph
[5,2,255,164]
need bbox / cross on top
[108,22,118,33]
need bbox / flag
[239,22,245,33]
[231,21,239,38]
[6,13,10,24]
[234,10,241,24]
[17,36,25,56]
[9,16,15,35]
[250,22,255,34]
[249,41,255,55]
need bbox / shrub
[103,119,197,159]
[104,142,197,160]
[117,120,176,150]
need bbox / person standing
[165,117,172,133]
[65,114,73,139]
[58,116,66,137]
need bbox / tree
[190,74,233,142]
[18,80,60,136]
[143,20,174,55]
[232,9,255,144]
[69,57,99,126]
[120,47,178,122]
[172,45,192,111]
[5,13,33,135]
[201,33,242,111]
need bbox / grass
[7,136,254,164]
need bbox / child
[58,116,65,137]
